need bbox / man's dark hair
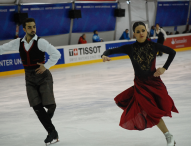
[93,30,97,34]
[22,18,35,28]
[156,23,160,26]
[126,29,129,31]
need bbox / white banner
[64,44,106,64]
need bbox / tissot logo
[69,48,78,56]
[69,46,101,56]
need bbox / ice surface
[0,50,191,146]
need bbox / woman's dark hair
[22,18,35,28]
[133,21,146,32]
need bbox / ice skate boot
[44,130,59,145]
[164,132,176,146]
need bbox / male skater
[0,18,61,144]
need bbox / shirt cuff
[44,63,51,70]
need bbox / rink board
[0,34,191,76]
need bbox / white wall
[115,2,130,40]
[42,34,69,46]
[0,0,15,3]
[162,25,188,34]
[148,1,156,29]
[0,34,70,46]
[70,31,115,45]
[131,0,147,22]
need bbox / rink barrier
[0,34,191,77]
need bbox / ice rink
[0,50,191,146]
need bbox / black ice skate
[44,130,59,145]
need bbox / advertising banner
[72,3,117,32]
[64,44,106,63]
[164,35,191,50]
[156,1,189,26]
[0,49,64,72]
[0,5,18,40]
[19,3,72,37]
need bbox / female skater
[101,22,178,146]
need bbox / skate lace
[166,135,172,143]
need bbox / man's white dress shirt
[0,35,61,69]
[153,27,167,40]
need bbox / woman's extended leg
[157,118,176,146]
[157,118,169,133]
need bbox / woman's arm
[156,43,176,70]
[102,44,131,57]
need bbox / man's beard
[27,32,36,38]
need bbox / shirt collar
[21,34,38,43]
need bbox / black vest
[156,29,164,38]
[19,37,45,70]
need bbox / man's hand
[153,67,166,77]
[102,55,112,62]
[35,62,47,74]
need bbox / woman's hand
[102,55,112,62]
[153,67,166,77]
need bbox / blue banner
[0,49,64,72]
[156,1,189,27]
[19,3,72,37]
[72,3,117,33]
[0,5,18,40]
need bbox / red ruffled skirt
[114,76,178,130]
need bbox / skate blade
[45,139,59,146]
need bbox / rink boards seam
[0,47,191,77]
